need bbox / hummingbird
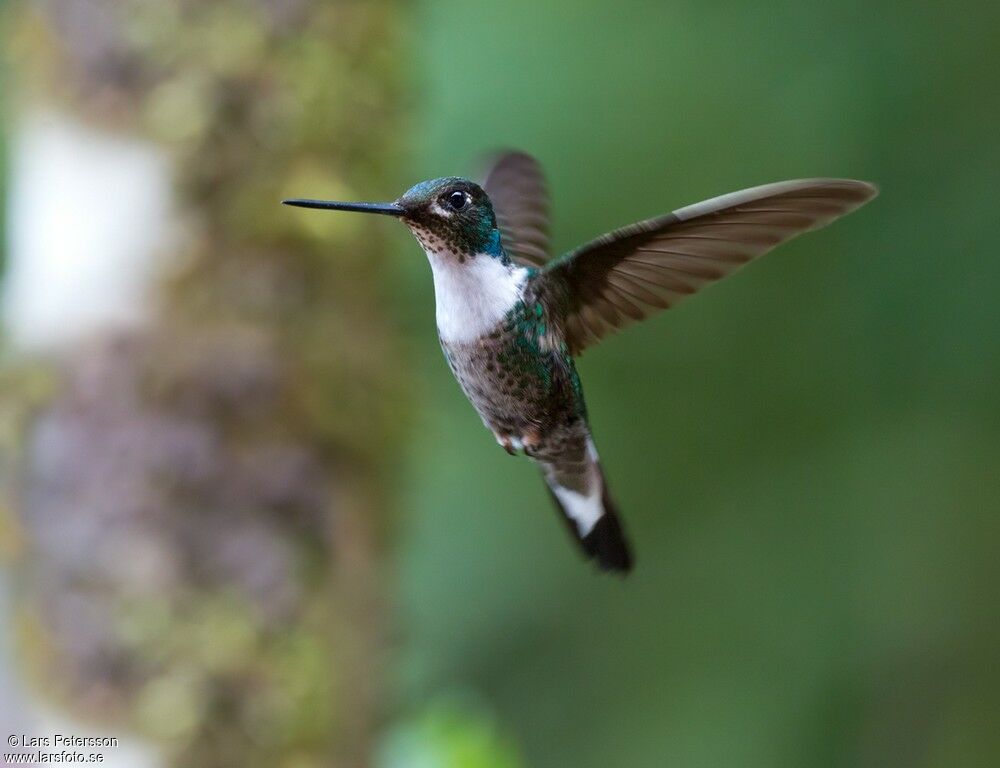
[284,152,877,573]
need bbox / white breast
[427,252,529,343]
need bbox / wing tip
[478,148,542,183]
[856,179,880,201]
[817,177,880,201]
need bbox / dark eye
[445,190,469,211]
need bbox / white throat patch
[424,250,528,343]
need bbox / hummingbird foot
[522,428,542,453]
[496,430,543,457]
[497,435,521,455]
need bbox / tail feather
[543,454,633,573]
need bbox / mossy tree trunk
[3,2,407,766]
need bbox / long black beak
[282,199,404,216]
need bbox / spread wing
[481,150,551,267]
[541,178,878,355]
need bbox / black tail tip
[582,512,633,573]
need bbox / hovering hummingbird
[284,152,877,573]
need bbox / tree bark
[3,2,407,765]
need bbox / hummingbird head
[396,177,502,262]
[283,176,507,265]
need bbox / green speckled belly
[439,300,585,441]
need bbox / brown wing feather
[481,150,551,267]
[542,178,878,355]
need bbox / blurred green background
[2,1,999,767]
